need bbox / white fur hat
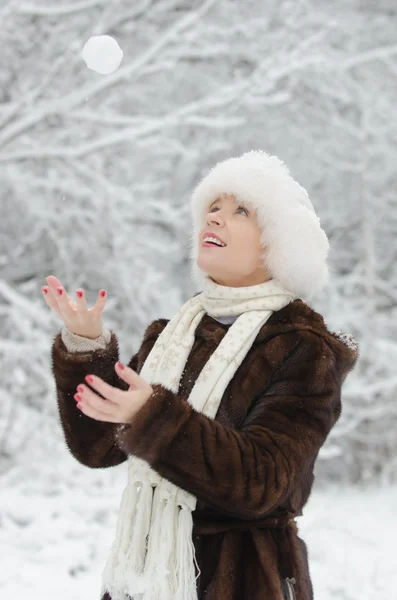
[188,150,330,302]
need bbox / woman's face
[197,193,272,287]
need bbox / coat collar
[195,299,358,378]
[195,299,324,345]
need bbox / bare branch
[17,0,106,16]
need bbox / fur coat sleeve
[50,323,160,468]
[115,326,354,519]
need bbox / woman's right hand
[42,275,107,340]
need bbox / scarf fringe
[135,484,169,595]
[175,504,201,600]
[125,479,153,577]
[141,490,178,599]
[101,478,155,600]
[100,479,139,600]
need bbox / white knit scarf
[100,276,296,600]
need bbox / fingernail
[85,375,94,383]
[57,288,63,295]
[74,393,82,401]
[117,361,125,369]
[77,290,83,298]
[42,287,48,294]
[100,290,106,297]
[77,385,84,393]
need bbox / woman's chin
[197,258,221,274]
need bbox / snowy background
[1,0,396,598]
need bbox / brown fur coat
[51,299,359,600]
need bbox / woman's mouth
[202,241,225,248]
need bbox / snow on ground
[1,418,395,599]
[299,482,396,599]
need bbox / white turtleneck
[210,315,238,325]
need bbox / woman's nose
[207,211,223,224]
[207,216,221,226]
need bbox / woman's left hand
[73,361,153,424]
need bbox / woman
[44,150,359,600]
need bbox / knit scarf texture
[100,275,297,600]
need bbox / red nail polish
[42,287,48,294]
[85,375,94,383]
[117,362,125,369]
[57,288,63,295]
[100,290,106,297]
[77,290,83,298]
[77,385,84,393]
[74,393,82,401]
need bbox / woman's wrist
[61,326,112,352]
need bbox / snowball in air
[82,35,123,75]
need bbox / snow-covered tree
[1,0,396,484]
